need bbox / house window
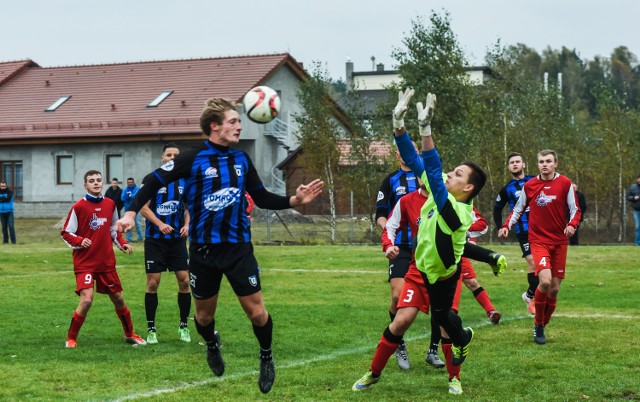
[45,96,71,112]
[147,90,173,107]
[56,155,74,185]
[1,161,23,200]
[106,154,123,183]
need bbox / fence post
[267,210,271,242]
[623,189,627,243]
[350,191,354,243]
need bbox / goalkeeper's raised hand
[392,88,415,130]
[416,93,437,137]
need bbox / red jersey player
[61,170,146,348]
[498,150,581,344]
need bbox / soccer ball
[242,86,281,124]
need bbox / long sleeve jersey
[503,173,581,245]
[395,132,473,284]
[61,194,127,273]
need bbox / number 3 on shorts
[402,289,414,303]
[84,273,93,284]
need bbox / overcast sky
[2,0,638,81]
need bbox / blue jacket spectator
[0,181,16,244]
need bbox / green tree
[294,62,345,242]
[391,11,473,163]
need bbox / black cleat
[533,324,546,345]
[258,356,276,393]
[206,331,224,376]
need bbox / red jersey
[382,189,427,251]
[61,195,127,273]
[503,173,581,245]
[383,189,486,249]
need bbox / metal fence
[7,202,637,246]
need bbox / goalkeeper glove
[416,93,437,137]
[392,88,415,130]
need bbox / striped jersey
[138,141,263,244]
[493,176,534,234]
[376,168,418,247]
[144,177,186,239]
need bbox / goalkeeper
[353,89,504,396]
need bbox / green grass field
[1,243,639,401]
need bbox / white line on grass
[267,268,382,274]
[111,312,639,401]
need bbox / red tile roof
[338,139,392,165]
[0,59,37,86]
[0,54,306,143]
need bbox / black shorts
[188,242,260,299]
[388,247,412,281]
[144,237,189,274]
[517,231,532,258]
[420,262,461,312]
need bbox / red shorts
[460,257,476,280]
[75,271,123,295]
[397,264,430,314]
[530,243,568,279]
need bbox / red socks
[544,296,556,325]
[442,341,460,380]
[534,288,558,326]
[370,334,399,375]
[473,288,495,315]
[67,311,86,340]
[533,288,547,325]
[116,307,134,337]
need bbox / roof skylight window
[45,96,71,112]
[147,90,173,107]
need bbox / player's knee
[463,278,479,290]
[246,308,268,325]
[79,298,93,311]
[431,308,449,324]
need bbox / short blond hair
[538,149,558,163]
[200,98,237,135]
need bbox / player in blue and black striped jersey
[375,146,419,370]
[117,97,324,394]
[493,152,537,314]
[139,143,191,345]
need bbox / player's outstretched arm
[115,211,136,233]
[290,179,325,207]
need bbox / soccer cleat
[178,327,191,343]
[147,330,158,344]
[488,310,502,325]
[395,341,411,370]
[125,333,147,346]
[523,292,536,315]
[206,331,224,376]
[448,378,463,395]
[489,253,507,276]
[258,356,276,394]
[425,351,446,368]
[452,328,474,366]
[352,371,380,391]
[65,339,77,349]
[533,324,546,344]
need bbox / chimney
[346,57,354,90]
[376,63,384,72]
